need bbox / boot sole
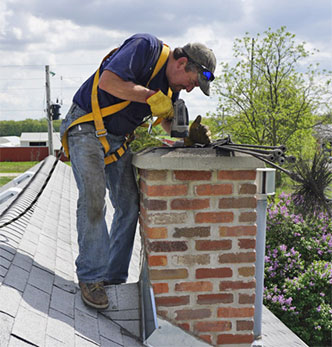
[81,292,109,310]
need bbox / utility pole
[45,65,54,156]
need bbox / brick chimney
[133,147,264,346]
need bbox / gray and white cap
[182,42,216,96]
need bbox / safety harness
[61,44,172,165]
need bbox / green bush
[264,193,332,346]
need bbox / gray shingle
[116,283,140,310]
[11,305,47,346]
[75,308,100,345]
[46,308,75,345]
[4,264,29,292]
[12,251,33,272]
[8,335,32,347]
[28,265,54,294]
[0,312,14,347]
[0,256,11,269]
[50,286,75,318]
[98,313,123,346]
[45,335,66,347]
[100,336,122,346]
[0,284,22,317]
[21,283,51,317]
[75,333,99,346]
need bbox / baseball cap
[182,43,216,96]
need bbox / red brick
[219,225,256,237]
[178,323,190,331]
[171,198,210,210]
[175,308,211,320]
[239,183,256,194]
[152,283,169,294]
[195,212,234,224]
[237,320,254,331]
[238,239,256,249]
[239,293,255,304]
[218,252,256,263]
[195,184,233,196]
[238,266,255,277]
[239,211,256,222]
[148,241,188,252]
[219,281,256,291]
[150,268,188,280]
[145,184,188,197]
[175,281,213,292]
[218,197,257,209]
[195,240,232,251]
[194,321,232,332]
[218,170,256,180]
[174,170,212,181]
[197,293,233,305]
[173,226,210,238]
[196,267,232,279]
[217,307,255,318]
[199,335,212,344]
[143,198,167,210]
[140,169,167,181]
[155,295,189,307]
[146,227,168,239]
[217,334,254,344]
[148,255,167,266]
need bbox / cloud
[0,0,331,121]
[6,0,244,37]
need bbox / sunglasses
[186,56,215,82]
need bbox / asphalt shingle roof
[0,155,309,347]
[0,156,144,346]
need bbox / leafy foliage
[129,124,165,153]
[210,26,331,160]
[0,118,62,136]
[264,193,332,346]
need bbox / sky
[0,0,331,123]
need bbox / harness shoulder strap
[62,43,171,160]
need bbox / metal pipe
[253,195,268,341]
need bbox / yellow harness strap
[62,44,171,164]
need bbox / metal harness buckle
[95,129,107,137]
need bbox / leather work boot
[79,281,109,309]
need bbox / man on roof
[60,33,216,309]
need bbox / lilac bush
[264,193,332,346]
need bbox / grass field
[0,161,38,173]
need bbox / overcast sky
[0,0,331,123]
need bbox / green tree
[0,118,62,136]
[210,26,331,159]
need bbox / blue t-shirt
[73,33,179,135]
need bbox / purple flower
[280,244,287,252]
[285,297,293,305]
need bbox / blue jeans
[65,107,139,283]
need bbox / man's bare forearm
[99,70,155,103]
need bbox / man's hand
[146,90,174,119]
[184,115,211,146]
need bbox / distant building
[0,136,20,147]
[20,132,62,150]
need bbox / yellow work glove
[184,115,211,146]
[146,90,174,119]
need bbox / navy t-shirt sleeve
[102,37,153,85]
